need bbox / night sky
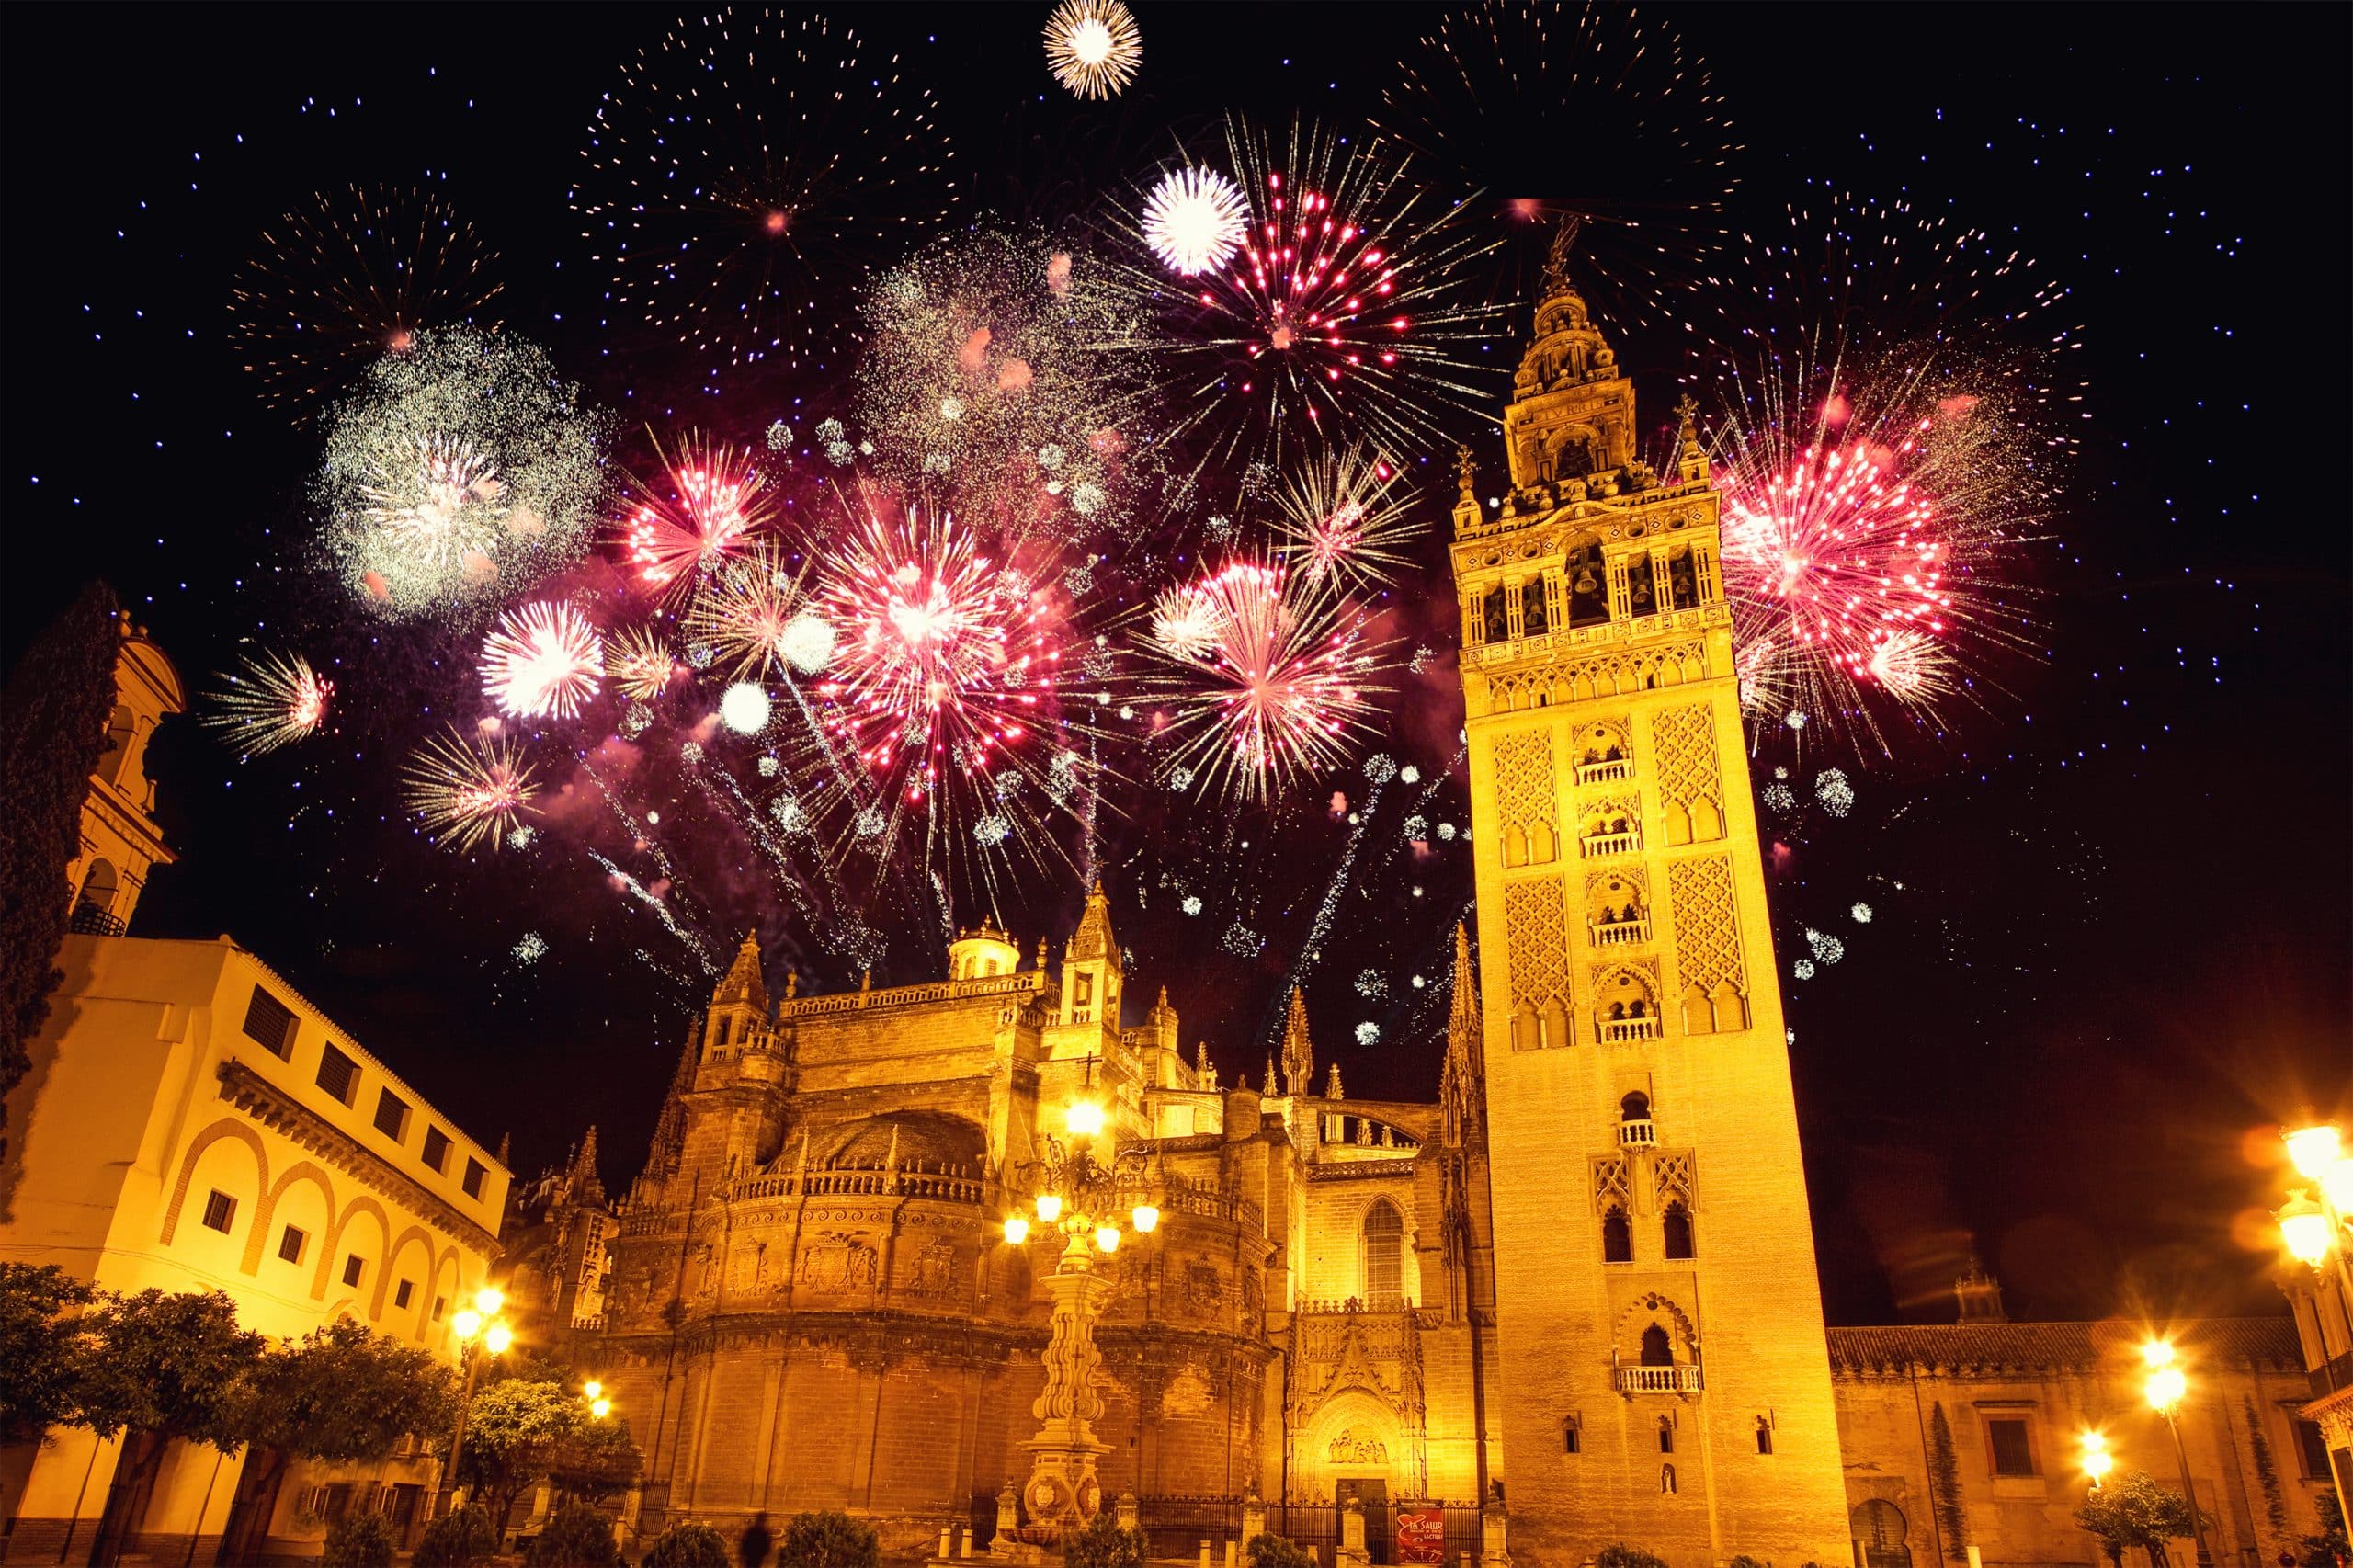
[5,6,2346,1327]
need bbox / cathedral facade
[527,271,1845,1566]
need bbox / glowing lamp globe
[583,1381,603,1401]
[452,1308,483,1341]
[1035,1192,1063,1223]
[2140,1338,2175,1369]
[2144,1365,2186,1413]
[1095,1225,1121,1254]
[721,681,771,734]
[2285,1123,2342,1180]
[1066,1099,1107,1138]
[2279,1193,2334,1267]
[2322,1158,2353,1214]
[2080,1430,2113,1483]
[474,1286,506,1316]
[1131,1203,1160,1233]
[484,1324,515,1355]
[590,1397,612,1419]
[1004,1214,1030,1245]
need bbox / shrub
[322,1513,396,1568]
[643,1522,731,1568]
[1245,1535,1313,1568]
[1595,1547,1670,1568]
[415,1506,501,1568]
[779,1512,879,1568]
[528,1505,619,1568]
[1065,1515,1147,1568]
[1728,1557,1769,1568]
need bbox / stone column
[1242,1491,1267,1545]
[1479,1500,1510,1568]
[1021,1233,1110,1539]
[1337,1498,1370,1568]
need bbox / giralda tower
[1449,249,1847,1563]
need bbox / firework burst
[1274,442,1423,589]
[231,184,504,414]
[199,649,334,756]
[482,601,605,721]
[1142,166,1247,275]
[1374,2,1739,332]
[1104,118,1509,494]
[618,436,776,597]
[574,9,960,374]
[315,327,608,623]
[1137,559,1392,805]
[682,540,816,677]
[1042,0,1142,100]
[403,727,540,853]
[605,623,679,701]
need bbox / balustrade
[1590,915,1651,948]
[1600,1017,1660,1045]
[1614,1364,1702,1394]
[1583,830,1641,858]
[1617,1119,1656,1149]
[1575,758,1634,785]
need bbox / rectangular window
[432,1296,447,1324]
[394,1279,415,1310]
[343,1253,365,1288]
[372,1088,410,1141]
[1986,1416,2036,1477]
[201,1189,238,1233]
[1074,971,1093,1005]
[461,1156,487,1199]
[242,986,297,1059]
[316,1043,359,1106]
[278,1224,306,1264]
[422,1126,451,1174]
[1563,1423,1581,1455]
[1756,1423,1774,1455]
[1658,1423,1675,1454]
[2293,1417,2332,1481]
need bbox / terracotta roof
[1827,1317,2302,1374]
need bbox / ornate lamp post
[1000,1095,1160,1541]
[437,1287,513,1520]
[2140,1340,2213,1568]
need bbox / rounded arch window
[1601,1206,1632,1264]
[1640,1324,1673,1367]
[1362,1199,1404,1303]
[1620,1091,1651,1123]
[1663,1201,1695,1261]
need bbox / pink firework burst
[815,502,1061,805]
[618,437,772,597]
[481,600,605,720]
[402,726,540,853]
[1140,559,1392,805]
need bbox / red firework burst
[617,436,773,597]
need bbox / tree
[547,1414,642,1505]
[2243,1396,2290,1551]
[0,1262,94,1444]
[1927,1403,1971,1562]
[0,579,120,1150]
[322,1512,398,1568]
[457,1379,588,1529]
[643,1523,730,1568]
[1244,1538,1313,1568]
[524,1504,619,1568]
[2075,1471,2204,1568]
[778,1511,879,1568]
[234,1320,461,1526]
[2298,1491,2347,1568]
[1594,1548,1669,1568]
[1064,1515,1148,1568]
[414,1506,501,1568]
[69,1289,262,1534]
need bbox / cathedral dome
[823,1110,985,1173]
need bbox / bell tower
[1449,248,1847,1563]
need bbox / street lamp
[583,1381,612,1421]
[2141,1340,2213,1568]
[2079,1430,2113,1489]
[996,1101,1163,1542]
[438,1286,513,1520]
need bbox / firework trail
[1375,1,1740,331]
[199,649,334,756]
[1042,0,1142,100]
[574,8,960,374]
[403,727,540,853]
[232,184,504,414]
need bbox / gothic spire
[713,930,767,1011]
[1442,923,1486,1147]
[1325,1062,1344,1100]
[1280,988,1313,1096]
[1069,880,1117,961]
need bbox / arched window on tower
[1640,1324,1673,1367]
[1566,544,1609,628]
[1663,1202,1696,1261]
[1602,1207,1633,1264]
[1620,1091,1651,1123]
[1363,1199,1404,1304]
[1666,548,1700,611]
[1656,1415,1676,1453]
[1521,576,1551,637]
[99,703,134,784]
[1483,587,1510,645]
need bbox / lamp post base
[1018,1440,1108,1543]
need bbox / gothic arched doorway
[1851,1499,1912,1568]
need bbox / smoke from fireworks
[403,727,540,853]
[199,650,334,756]
[574,9,960,373]
[482,601,605,721]
[1043,0,1143,100]
[315,328,608,623]
[1138,560,1392,805]
[231,184,504,414]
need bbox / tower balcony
[1617,1119,1656,1150]
[1576,757,1634,786]
[1590,915,1651,948]
[1582,830,1641,858]
[1600,1017,1660,1045]
[1615,1364,1703,1396]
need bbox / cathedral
[506,261,2188,1568]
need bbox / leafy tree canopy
[779,1511,879,1568]
[0,1262,95,1445]
[74,1289,261,1449]
[244,1318,461,1463]
[2075,1471,2203,1560]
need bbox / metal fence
[1131,1497,1484,1568]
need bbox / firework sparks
[1142,166,1247,275]
[1137,560,1392,805]
[315,327,608,622]
[403,727,539,852]
[482,601,605,721]
[604,624,677,702]
[1043,0,1142,100]
[199,649,334,756]
[619,437,774,597]
[574,9,960,374]
[682,540,813,677]
[231,184,504,414]
[1275,442,1422,588]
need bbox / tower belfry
[1449,267,1847,1562]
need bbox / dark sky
[5,5,2346,1326]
